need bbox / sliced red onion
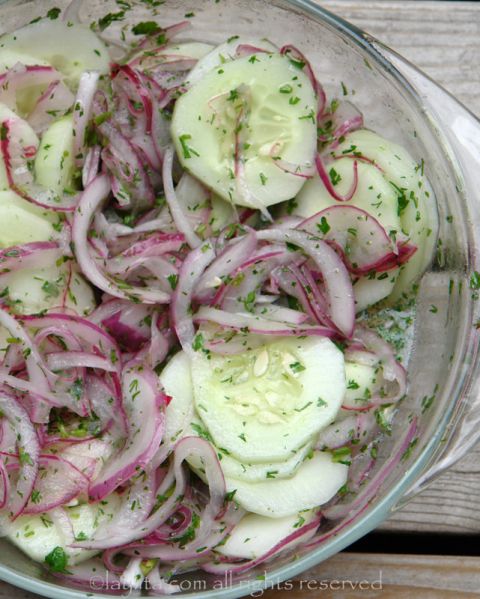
[28,80,74,133]
[0,460,9,509]
[257,229,355,337]
[315,153,359,203]
[330,101,364,147]
[351,327,407,407]
[254,304,309,325]
[218,248,291,312]
[318,101,364,148]
[194,306,335,337]
[0,117,76,212]
[113,65,153,134]
[75,436,225,550]
[73,175,170,303]
[171,241,216,353]
[0,391,39,518]
[235,44,273,58]
[88,365,165,500]
[0,241,61,275]
[82,145,101,187]
[99,120,155,210]
[0,64,61,111]
[22,454,93,515]
[0,308,52,396]
[63,0,83,23]
[46,351,117,373]
[280,45,326,117]
[298,205,406,274]
[53,558,123,591]
[163,146,202,248]
[73,71,100,167]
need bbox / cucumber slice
[210,194,235,234]
[216,510,317,559]
[191,336,345,463]
[159,351,195,445]
[187,37,277,86]
[0,190,55,246]
[34,115,75,195]
[1,264,95,316]
[333,130,438,300]
[343,362,377,409]
[160,352,315,482]
[0,19,109,87]
[294,157,403,311]
[7,494,120,566]
[224,451,348,517]
[0,49,50,73]
[172,52,317,209]
[186,416,314,483]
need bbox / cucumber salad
[0,3,437,593]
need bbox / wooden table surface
[2,1,480,597]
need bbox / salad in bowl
[0,0,438,594]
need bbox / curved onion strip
[0,64,61,110]
[73,175,169,303]
[257,229,355,337]
[280,45,326,117]
[315,154,359,203]
[22,454,93,515]
[63,0,83,23]
[46,351,117,372]
[73,71,100,166]
[0,308,52,395]
[0,460,9,509]
[75,436,226,550]
[162,145,202,248]
[0,241,61,275]
[52,558,122,591]
[88,365,165,500]
[171,241,216,353]
[298,205,414,274]
[82,145,101,187]
[351,327,407,407]
[194,306,335,337]
[0,117,77,212]
[28,80,74,133]
[0,391,39,517]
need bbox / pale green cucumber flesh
[215,509,317,559]
[172,52,317,209]
[34,115,75,195]
[224,451,348,517]
[0,20,109,87]
[7,494,120,566]
[191,336,345,463]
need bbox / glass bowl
[1,0,480,598]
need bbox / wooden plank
[319,0,480,535]
[321,0,480,116]
[265,552,480,598]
